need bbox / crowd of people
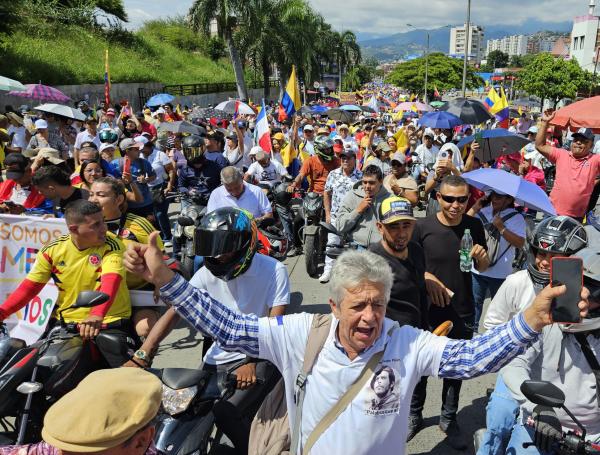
[0,88,599,455]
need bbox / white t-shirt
[257,314,448,454]
[8,125,27,150]
[414,143,439,168]
[145,149,171,187]
[74,130,101,150]
[473,206,526,279]
[190,253,289,365]
[206,182,272,218]
[245,160,289,187]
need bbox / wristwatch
[133,349,150,364]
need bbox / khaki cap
[42,368,162,452]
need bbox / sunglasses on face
[439,194,469,204]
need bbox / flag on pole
[104,49,111,107]
[256,99,272,153]
[483,86,500,111]
[280,65,301,119]
[368,95,378,112]
[494,87,510,128]
[433,86,440,99]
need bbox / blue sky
[123,0,589,36]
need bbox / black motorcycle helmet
[195,208,258,281]
[182,134,205,164]
[527,215,588,287]
[273,181,292,206]
[314,136,335,162]
[99,128,119,145]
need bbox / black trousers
[409,312,474,423]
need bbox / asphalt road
[153,250,495,454]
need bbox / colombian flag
[280,65,302,120]
[104,49,111,106]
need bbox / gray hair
[255,150,267,162]
[329,250,393,305]
[220,166,243,185]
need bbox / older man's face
[329,280,386,358]
[224,180,244,198]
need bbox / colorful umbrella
[339,104,363,112]
[0,76,26,92]
[440,98,493,125]
[462,168,556,215]
[551,96,600,133]
[146,93,175,107]
[215,99,255,115]
[394,101,432,112]
[8,84,70,102]
[419,111,464,129]
[35,103,86,121]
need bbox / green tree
[342,67,361,91]
[486,50,509,69]
[516,53,594,107]
[336,30,361,87]
[386,53,483,97]
[189,0,249,100]
[206,36,227,61]
[509,54,535,68]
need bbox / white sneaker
[319,269,331,283]
[164,240,173,248]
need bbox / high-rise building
[569,0,600,71]
[486,35,529,57]
[449,23,485,63]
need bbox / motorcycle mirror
[520,380,565,408]
[73,291,110,309]
[16,381,43,394]
[177,215,194,227]
[410,151,419,157]
[319,221,339,235]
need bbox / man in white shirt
[334,124,359,153]
[413,130,439,180]
[6,112,28,153]
[244,150,291,187]
[74,116,101,165]
[207,166,273,222]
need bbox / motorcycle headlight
[184,225,196,239]
[161,384,197,415]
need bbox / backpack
[478,210,519,267]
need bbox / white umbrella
[215,99,255,115]
[35,103,86,121]
[0,76,26,92]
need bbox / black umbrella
[158,121,204,135]
[456,129,530,162]
[192,107,231,120]
[360,105,377,113]
[298,106,314,115]
[440,98,494,125]
[324,108,354,123]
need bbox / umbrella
[419,111,464,129]
[158,121,205,135]
[215,99,255,115]
[440,98,494,124]
[311,105,328,114]
[298,106,313,115]
[146,93,175,107]
[191,107,231,120]
[35,103,86,121]
[324,108,354,123]
[359,105,377,113]
[551,96,600,133]
[394,101,432,112]
[456,129,530,162]
[0,76,26,92]
[462,168,556,215]
[8,84,70,102]
[430,101,446,108]
[339,104,363,112]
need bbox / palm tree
[336,30,361,91]
[189,0,249,100]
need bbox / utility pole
[461,0,472,97]
[424,32,430,103]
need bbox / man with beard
[369,196,427,329]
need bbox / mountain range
[360,20,573,61]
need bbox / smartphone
[439,150,449,159]
[550,257,583,323]
[473,131,483,147]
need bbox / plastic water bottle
[459,229,473,272]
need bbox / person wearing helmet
[476,215,589,455]
[124,208,289,454]
[178,133,224,202]
[287,135,341,194]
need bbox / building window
[574,37,579,49]
[581,36,585,49]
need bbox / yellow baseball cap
[41,368,162,452]
[379,196,416,224]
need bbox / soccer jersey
[106,213,163,290]
[27,234,130,323]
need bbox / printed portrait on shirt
[365,365,400,416]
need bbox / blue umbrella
[462,168,556,215]
[339,104,363,112]
[311,105,328,114]
[419,111,464,129]
[456,129,530,162]
[146,93,175,107]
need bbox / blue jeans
[477,375,520,455]
[153,195,172,241]
[472,273,505,331]
[506,421,553,455]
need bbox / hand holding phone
[551,257,583,323]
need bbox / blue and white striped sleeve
[438,313,539,379]
[160,273,260,357]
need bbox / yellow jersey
[28,234,131,323]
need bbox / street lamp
[407,24,429,103]
[461,0,472,97]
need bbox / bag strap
[574,333,600,407]
[302,347,386,454]
[289,314,333,454]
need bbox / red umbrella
[7,84,70,103]
[551,96,600,133]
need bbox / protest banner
[339,91,358,105]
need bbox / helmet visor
[195,229,249,257]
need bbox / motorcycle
[300,191,326,277]
[0,291,134,445]
[171,190,209,278]
[319,221,356,260]
[257,218,289,261]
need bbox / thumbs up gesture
[124,231,174,288]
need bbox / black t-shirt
[412,213,486,320]
[369,241,428,329]
[55,187,89,215]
